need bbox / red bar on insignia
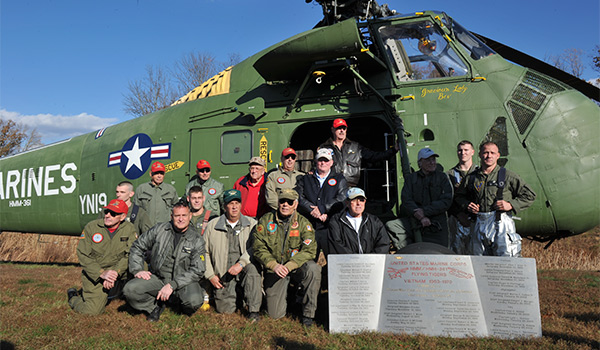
[151,145,169,158]
[109,152,122,165]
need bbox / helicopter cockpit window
[379,20,468,81]
[451,21,495,60]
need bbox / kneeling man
[124,203,206,321]
[253,188,321,326]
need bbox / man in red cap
[133,161,179,226]
[67,199,138,315]
[319,118,397,187]
[185,159,224,216]
[265,148,304,211]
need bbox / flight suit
[446,163,478,255]
[133,182,179,226]
[253,211,320,319]
[69,219,137,315]
[185,176,225,216]
[265,166,304,211]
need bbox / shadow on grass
[544,331,599,349]
[273,336,317,350]
[563,312,600,324]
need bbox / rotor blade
[472,32,600,102]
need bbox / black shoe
[248,312,260,323]
[67,288,78,300]
[147,304,165,322]
[301,316,314,327]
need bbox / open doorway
[289,116,397,217]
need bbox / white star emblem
[122,137,149,173]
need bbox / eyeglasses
[317,158,331,163]
[197,168,211,173]
[351,198,366,203]
[279,199,295,205]
[284,155,296,160]
[336,126,347,130]
[153,171,165,175]
[104,210,120,217]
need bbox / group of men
[67,117,536,327]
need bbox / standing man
[386,148,453,250]
[67,199,137,315]
[266,148,304,211]
[328,188,390,255]
[185,160,224,216]
[234,156,268,219]
[203,189,262,321]
[296,148,347,257]
[253,189,321,327]
[133,161,179,227]
[123,203,206,322]
[114,181,152,237]
[187,186,217,235]
[319,118,397,187]
[446,141,478,254]
[456,142,536,257]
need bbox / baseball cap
[279,188,299,201]
[417,148,439,161]
[249,156,266,167]
[315,148,333,161]
[223,189,242,204]
[104,199,128,214]
[196,159,211,169]
[281,148,296,157]
[151,162,166,173]
[332,118,347,129]
[347,187,367,200]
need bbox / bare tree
[547,48,585,78]
[592,45,600,74]
[123,65,178,118]
[171,52,219,97]
[0,119,43,158]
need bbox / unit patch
[92,233,104,243]
[474,180,484,193]
[306,224,313,231]
[303,239,312,245]
[277,177,286,184]
[289,230,300,237]
[257,225,264,233]
[267,222,277,233]
[291,221,299,229]
[208,188,217,196]
[328,179,337,186]
[291,249,299,257]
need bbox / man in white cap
[328,187,390,254]
[385,148,453,250]
[234,156,268,219]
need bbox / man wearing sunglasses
[133,162,179,227]
[328,187,390,255]
[253,188,320,327]
[185,160,224,216]
[266,148,304,211]
[68,199,137,315]
[319,118,397,187]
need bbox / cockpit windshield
[378,20,468,81]
[451,20,496,60]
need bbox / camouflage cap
[278,188,299,201]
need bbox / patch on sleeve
[306,224,313,231]
[257,225,264,233]
[291,249,299,257]
[79,231,85,239]
[303,239,312,245]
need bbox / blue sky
[1,0,598,144]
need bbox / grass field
[0,229,598,349]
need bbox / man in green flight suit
[133,161,179,226]
[253,188,321,327]
[185,159,224,216]
[67,199,138,315]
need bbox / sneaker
[301,316,314,327]
[248,312,260,323]
[67,288,78,301]
[147,304,165,322]
[200,301,211,311]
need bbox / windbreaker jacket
[296,171,347,224]
[328,211,390,254]
[128,222,206,290]
[202,214,257,281]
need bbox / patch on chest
[92,233,104,243]
[277,177,286,184]
[328,178,337,186]
[208,188,217,196]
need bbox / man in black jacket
[296,148,347,258]
[319,118,397,187]
[328,187,389,255]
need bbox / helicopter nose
[519,85,599,235]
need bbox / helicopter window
[451,21,495,60]
[379,20,468,81]
[221,130,253,164]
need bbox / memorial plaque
[328,254,541,338]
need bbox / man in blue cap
[385,148,453,250]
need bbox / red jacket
[233,174,267,219]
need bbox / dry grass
[0,232,78,263]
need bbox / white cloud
[0,109,119,144]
